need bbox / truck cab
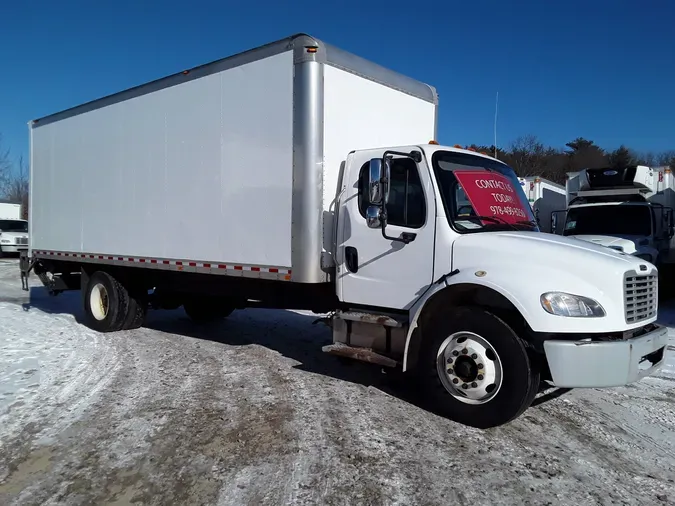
[558,166,675,264]
[0,218,29,256]
[333,145,668,427]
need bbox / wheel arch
[403,282,530,372]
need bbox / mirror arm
[378,208,417,244]
[382,149,422,163]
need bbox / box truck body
[0,201,23,220]
[29,38,436,283]
[22,34,669,429]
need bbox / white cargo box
[0,201,23,220]
[29,34,437,283]
[519,176,565,233]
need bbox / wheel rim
[89,283,110,321]
[436,331,503,405]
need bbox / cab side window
[358,158,426,229]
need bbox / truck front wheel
[418,307,539,429]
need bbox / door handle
[345,246,358,273]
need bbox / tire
[417,306,540,429]
[83,271,131,332]
[121,287,147,330]
[183,297,234,324]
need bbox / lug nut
[452,350,459,356]
[447,368,454,374]
[452,378,459,384]
[477,364,484,369]
[471,353,478,359]
[461,349,468,355]
[462,383,468,389]
[471,382,478,388]
[477,374,484,380]
[447,357,453,364]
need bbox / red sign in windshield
[454,171,530,225]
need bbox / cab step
[322,342,398,368]
[336,310,406,328]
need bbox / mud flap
[19,250,35,292]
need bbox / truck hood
[453,231,645,271]
[566,234,646,255]
[451,231,657,333]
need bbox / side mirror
[366,206,381,229]
[551,210,567,235]
[364,152,416,244]
[368,158,390,205]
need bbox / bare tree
[0,134,29,218]
[0,134,12,187]
[657,150,675,168]
[506,135,548,176]
[2,156,29,218]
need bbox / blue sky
[1,0,673,168]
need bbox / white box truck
[517,176,566,233]
[20,34,669,428]
[0,200,29,256]
[558,166,675,267]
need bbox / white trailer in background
[20,34,669,429]
[559,166,675,266]
[518,177,566,233]
[0,201,23,220]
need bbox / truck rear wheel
[84,271,146,332]
[418,307,539,429]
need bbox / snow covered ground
[0,258,673,505]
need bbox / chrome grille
[624,272,657,323]
[16,237,28,245]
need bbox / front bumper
[543,325,669,388]
[0,245,27,253]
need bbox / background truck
[21,33,669,429]
[0,200,29,256]
[556,166,675,267]
[0,200,23,220]
[518,176,566,233]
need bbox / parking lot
[0,259,674,505]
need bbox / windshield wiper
[466,215,520,231]
[514,219,538,227]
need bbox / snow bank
[0,299,118,453]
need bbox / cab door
[336,148,436,310]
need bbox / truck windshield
[431,151,538,233]
[563,205,651,236]
[0,220,28,232]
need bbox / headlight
[540,292,605,317]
